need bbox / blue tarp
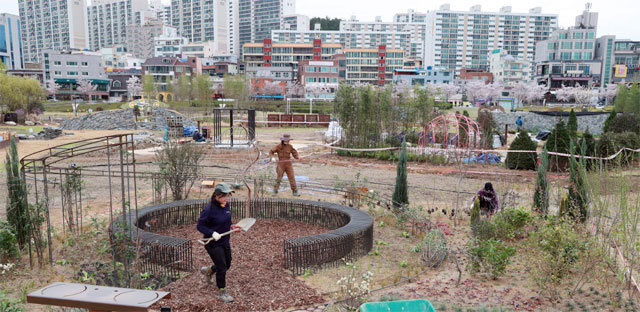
[464,153,502,164]
[184,125,197,137]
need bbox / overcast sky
[3,0,638,40]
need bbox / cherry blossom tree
[306,83,334,99]
[525,83,547,105]
[436,83,459,104]
[393,80,413,98]
[555,85,574,102]
[261,80,284,96]
[76,79,97,101]
[511,81,529,105]
[285,81,304,98]
[483,82,502,105]
[464,80,487,105]
[126,76,142,100]
[572,85,594,105]
[46,78,60,101]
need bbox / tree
[435,83,459,104]
[306,83,332,99]
[392,140,409,209]
[464,80,486,105]
[46,78,61,101]
[5,137,27,247]
[126,76,142,101]
[544,120,571,171]
[555,85,573,102]
[603,110,617,133]
[614,84,630,113]
[261,80,284,96]
[142,75,157,102]
[525,82,546,105]
[0,73,44,112]
[572,85,594,105]
[483,82,502,105]
[567,109,578,138]
[285,81,304,98]
[76,79,97,101]
[223,74,250,108]
[511,81,529,105]
[477,110,496,149]
[505,130,537,170]
[567,141,588,223]
[175,74,193,103]
[309,17,341,30]
[533,147,549,214]
[154,141,205,200]
[194,74,212,105]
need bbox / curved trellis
[110,198,374,278]
[417,113,480,160]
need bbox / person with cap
[269,134,300,196]
[197,182,240,303]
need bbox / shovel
[197,218,256,245]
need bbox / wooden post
[504,124,509,146]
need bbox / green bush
[544,120,571,171]
[596,132,640,166]
[0,222,19,262]
[422,228,449,268]
[505,130,537,170]
[605,113,640,134]
[491,208,534,240]
[533,147,549,214]
[567,142,588,223]
[602,110,617,133]
[468,238,515,279]
[567,109,578,138]
[527,217,589,292]
[0,290,24,312]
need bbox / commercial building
[392,67,453,85]
[458,68,493,84]
[489,49,532,84]
[141,56,202,101]
[535,9,604,89]
[239,0,295,52]
[42,49,110,100]
[298,55,345,98]
[0,13,23,70]
[126,18,178,59]
[607,39,640,84]
[19,0,89,63]
[424,4,557,78]
[87,0,150,51]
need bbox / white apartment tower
[214,0,239,56]
[424,4,558,77]
[87,0,150,51]
[18,0,89,63]
[239,0,295,50]
[171,0,215,43]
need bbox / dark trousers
[205,244,232,289]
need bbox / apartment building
[0,13,23,70]
[392,67,453,85]
[87,0,149,51]
[489,48,532,84]
[243,39,341,70]
[141,56,202,101]
[42,49,110,100]
[154,34,189,57]
[126,18,178,59]
[608,39,640,84]
[394,9,426,23]
[239,0,295,52]
[345,46,404,86]
[282,14,310,31]
[19,0,89,63]
[424,4,557,78]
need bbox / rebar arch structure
[19,134,139,267]
[417,113,480,155]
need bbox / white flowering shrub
[337,261,373,310]
[0,262,15,275]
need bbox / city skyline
[5,1,637,40]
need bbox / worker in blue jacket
[197,183,240,303]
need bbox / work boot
[200,266,214,284]
[217,289,234,303]
[292,190,300,197]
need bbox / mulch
[152,219,328,311]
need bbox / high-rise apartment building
[239,0,295,51]
[149,0,172,25]
[0,13,24,70]
[424,4,557,78]
[282,14,309,31]
[170,0,215,42]
[87,0,150,51]
[19,0,89,63]
[213,0,239,56]
[394,9,426,23]
[126,18,178,59]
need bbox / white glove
[271,157,277,163]
[211,232,222,241]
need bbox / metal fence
[110,198,373,279]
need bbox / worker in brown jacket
[269,134,300,196]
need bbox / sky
[3,0,639,40]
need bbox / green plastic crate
[359,299,436,312]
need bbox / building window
[584,42,593,49]
[586,32,595,39]
[82,72,89,76]
[54,61,61,65]
[68,71,78,76]
[574,42,582,49]
[573,32,583,39]
[583,52,592,60]
[54,71,62,75]
[561,52,571,60]
[82,62,88,66]
[558,33,568,39]
[573,52,582,60]
[113,81,121,87]
[561,42,572,49]
[67,61,78,66]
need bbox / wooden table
[27,282,171,312]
